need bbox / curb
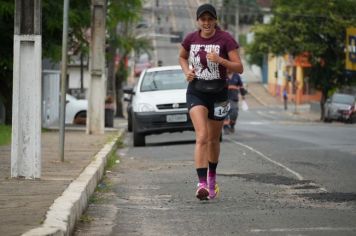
[22,130,124,236]
[246,85,269,107]
[248,90,268,107]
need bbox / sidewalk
[0,119,126,236]
[247,81,321,122]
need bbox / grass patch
[106,134,124,147]
[96,176,112,193]
[89,176,112,204]
[88,137,122,205]
[105,134,124,171]
[88,193,102,204]
[41,127,53,132]
[0,124,11,146]
[116,137,124,148]
[79,214,93,223]
[106,151,118,171]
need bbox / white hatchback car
[124,65,194,146]
[65,94,88,125]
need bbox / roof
[145,65,182,72]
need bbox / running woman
[178,3,243,200]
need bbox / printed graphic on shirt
[189,44,220,80]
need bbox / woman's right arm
[179,46,195,82]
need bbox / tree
[245,0,356,120]
[0,1,91,125]
[0,1,14,124]
[42,1,91,60]
[0,0,150,123]
[106,0,152,117]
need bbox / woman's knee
[195,131,208,146]
[208,136,220,145]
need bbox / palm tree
[106,0,152,117]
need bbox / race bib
[214,101,230,118]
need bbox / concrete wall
[67,66,90,90]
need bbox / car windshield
[140,69,188,92]
[332,94,354,104]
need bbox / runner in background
[223,70,247,134]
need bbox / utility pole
[12,0,42,178]
[87,0,107,134]
[59,0,69,162]
[235,0,239,42]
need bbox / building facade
[267,53,322,105]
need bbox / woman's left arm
[220,50,243,74]
[207,49,243,73]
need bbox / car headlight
[136,103,155,112]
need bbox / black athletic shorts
[186,87,230,121]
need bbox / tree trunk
[320,89,328,121]
[115,54,127,118]
[115,77,124,118]
[80,51,84,96]
[107,40,116,99]
[115,71,124,118]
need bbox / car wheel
[346,117,355,124]
[348,114,356,124]
[133,116,145,147]
[74,111,87,125]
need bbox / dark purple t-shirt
[181,27,239,81]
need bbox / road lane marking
[250,227,356,233]
[238,121,269,125]
[230,139,304,180]
[257,110,277,120]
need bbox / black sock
[196,168,207,184]
[208,162,218,175]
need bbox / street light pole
[59,0,69,162]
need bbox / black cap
[196,3,217,20]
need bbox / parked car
[324,93,356,123]
[65,94,88,125]
[123,65,194,146]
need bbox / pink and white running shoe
[195,183,209,200]
[208,175,220,200]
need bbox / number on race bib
[214,101,230,118]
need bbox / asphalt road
[75,0,356,235]
[74,93,356,236]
